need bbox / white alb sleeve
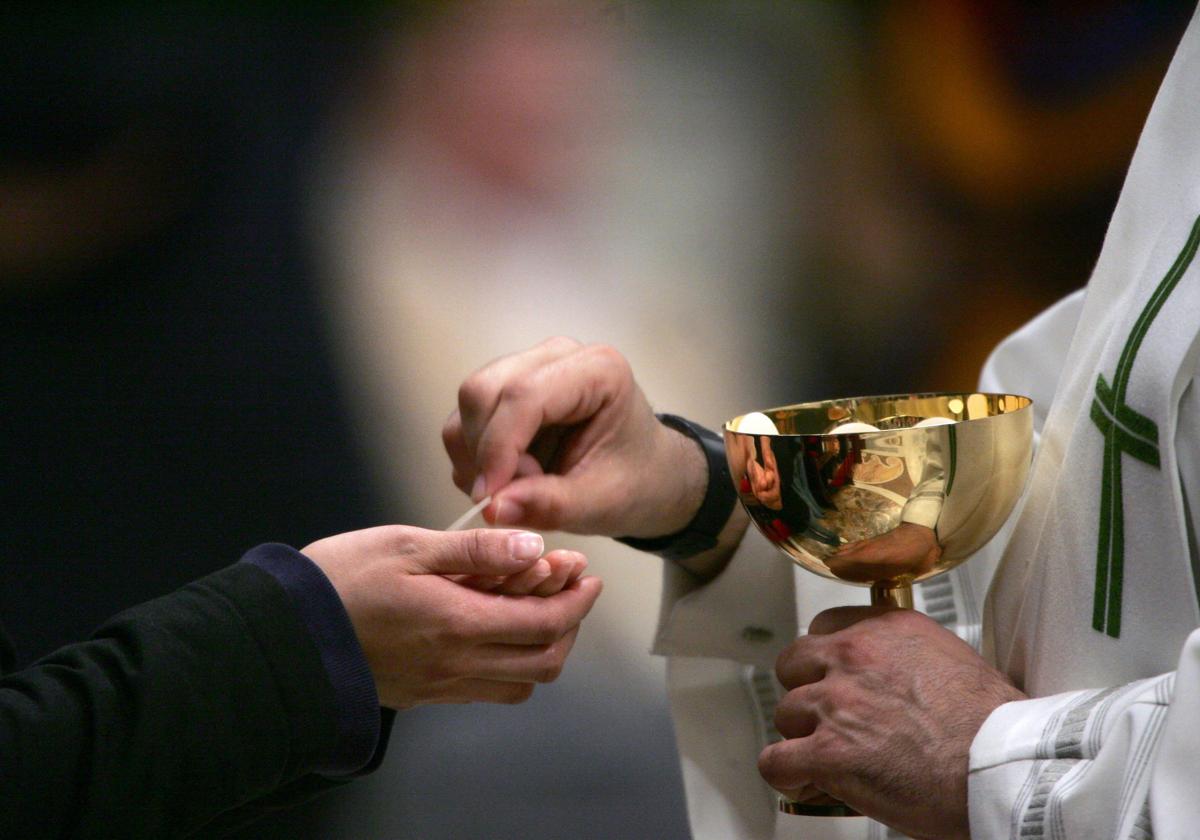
[969,628,1200,840]
[653,526,797,669]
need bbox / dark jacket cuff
[242,543,382,777]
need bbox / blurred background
[2,2,1192,838]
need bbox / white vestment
[654,6,1200,838]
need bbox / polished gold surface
[724,392,1033,817]
[725,392,1032,599]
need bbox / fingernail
[493,497,524,525]
[471,475,487,502]
[532,558,551,580]
[508,532,544,563]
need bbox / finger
[444,411,553,499]
[443,409,474,495]
[462,626,581,684]
[775,636,827,689]
[514,452,545,478]
[807,605,896,636]
[479,575,603,645]
[773,685,820,739]
[458,337,582,441]
[473,343,632,500]
[406,528,546,576]
[761,436,777,468]
[563,552,587,585]
[758,738,818,794]
[456,337,583,497]
[485,473,589,532]
[482,558,553,596]
[449,574,507,592]
[530,550,585,596]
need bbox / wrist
[616,414,738,563]
[651,418,710,534]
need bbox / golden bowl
[724,392,1033,608]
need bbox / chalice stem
[870,580,914,609]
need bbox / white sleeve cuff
[653,528,797,669]
[968,672,1177,839]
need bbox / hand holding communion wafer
[443,337,711,541]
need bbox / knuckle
[584,343,631,378]
[542,335,581,353]
[457,374,495,415]
[817,680,848,716]
[534,655,565,684]
[807,729,844,778]
[441,410,462,446]
[466,528,488,561]
[380,525,421,558]
[496,376,532,408]
[830,634,872,669]
[464,529,502,571]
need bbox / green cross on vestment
[1089,214,1200,638]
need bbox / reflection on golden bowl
[724,392,1033,605]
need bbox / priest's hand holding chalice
[446,339,1033,839]
[725,393,1033,820]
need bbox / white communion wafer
[734,411,780,435]
[828,421,881,434]
[914,416,956,427]
[446,495,493,531]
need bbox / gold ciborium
[724,392,1033,816]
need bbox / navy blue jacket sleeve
[0,559,380,837]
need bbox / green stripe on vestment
[1089,213,1200,637]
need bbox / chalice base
[779,799,861,817]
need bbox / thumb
[410,528,545,576]
[807,604,896,635]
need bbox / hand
[302,525,603,709]
[759,606,1025,840]
[746,436,783,510]
[443,337,707,538]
